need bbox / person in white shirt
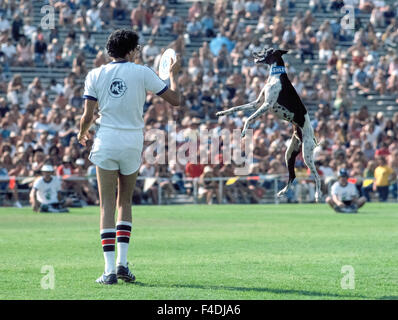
[77,29,181,285]
[141,38,160,67]
[0,14,10,33]
[1,38,16,63]
[326,168,366,213]
[87,4,103,31]
[30,164,69,213]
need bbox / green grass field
[0,203,397,300]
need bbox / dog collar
[270,66,286,76]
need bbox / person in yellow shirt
[373,156,396,202]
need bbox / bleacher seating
[3,0,397,118]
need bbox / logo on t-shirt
[108,78,127,98]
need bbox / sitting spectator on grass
[326,168,367,213]
[30,164,71,213]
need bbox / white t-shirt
[331,181,358,202]
[0,19,11,32]
[1,43,16,58]
[32,176,62,205]
[83,61,167,130]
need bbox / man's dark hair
[106,29,139,59]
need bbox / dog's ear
[276,50,288,56]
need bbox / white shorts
[89,126,144,175]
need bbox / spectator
[0,159,22,207]
[7,74,29,109]
[1,37,16,67]
[29,164,70,213]
[297,33,314,62]
[59,2,74,27]
[188,1,202,21]
[34,33,47,66]
[142,38,159,67]
[74,4,89,32]
[186,13,202,38]
[73,158,99,205]
[99,0,114,28]
[245,0,261,19]
[11,13,23,42]
[155,163,176,204]
[352,63,372,93]
[0,12,10,33]
[111,0,127,21]
[326,168,366,213]
[87,3,103,31]
[15,36,33,67]
[373,156,396,202]
[198,165,221,204]
[201,10,215,37]
[130,3,146,30]
[361,160,377,201]
[309,0,326,13]
[22,17,37,44]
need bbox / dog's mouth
[254,56,266,64]
[253,51,267,64]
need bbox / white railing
[0,174,331,205]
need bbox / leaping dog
[216,47,322,202]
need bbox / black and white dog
[216,47,322,202]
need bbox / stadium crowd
[0,0,398,207]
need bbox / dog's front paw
[216,111,228,117]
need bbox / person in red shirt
[185,161,205,178]
[375,142,390,157]
[185,154,205,196]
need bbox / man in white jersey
[326,168,366,213]
[78,29,181,285]
[30,164,69,213]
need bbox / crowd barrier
[0,174,336,205]
[1,174,397,205]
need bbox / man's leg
[96,167,118,284]
[116,170,139,283]
[326,196,344,212]
[377,186,389,202]
[356,196,366,208]
[362,184,372,202]
[325,196,336,209]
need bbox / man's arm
[78,99,97,146]
[30,189,39,211]
[332,193,344,207]
[158,56,181,106]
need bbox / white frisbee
[159,48,176,80]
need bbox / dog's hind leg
[216,87,265,117]
[301,118,322,202]
[277,127,302,198]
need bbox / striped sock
[100,228,116,275]
[116,221,132,268]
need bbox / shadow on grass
[133,281,368,299]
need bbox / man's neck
[43,176,52,183]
